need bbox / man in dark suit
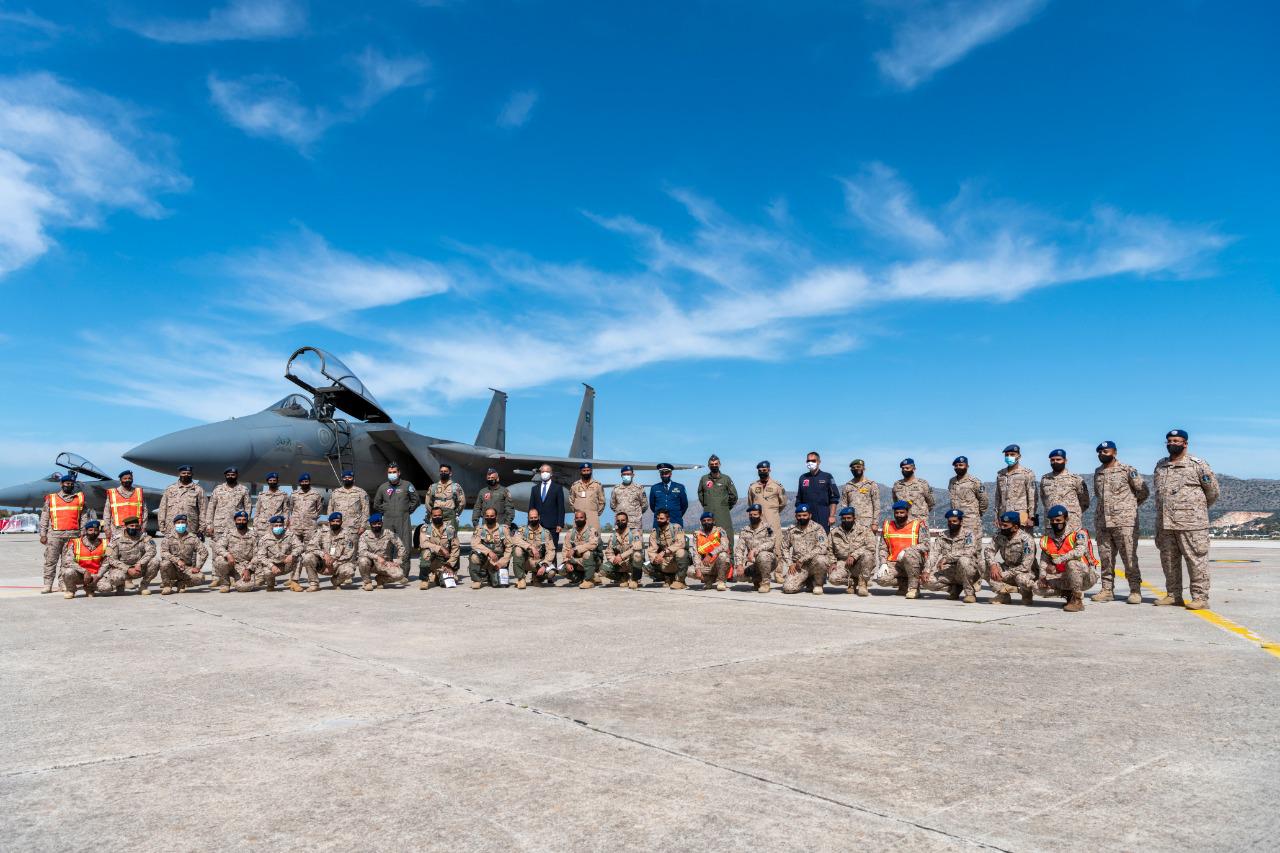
[527,463,567,553]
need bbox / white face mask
[806,461,818,472]
[539,471,551,482]
[388,473,400,483]
[621,475,633,485]
[272,526,286,536]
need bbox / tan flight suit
[425,481,465,531]
[892,477,935,523]
[782,522,829,594]
[733,521,777,591]
[512,523,555,586]
[1154,454,1219,604]
[602,526,644,587]
[569,479,606,530]
[1093,461,1149,594]
[470,522,512,587]
[562,523,600,585]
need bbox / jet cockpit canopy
[265,394,317,419]
[55,452,110,481]
[284,347,391,423]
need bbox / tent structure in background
[0,514,38,533]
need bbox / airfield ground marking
[1121,572,1280,661]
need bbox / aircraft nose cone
[0,482,38,509]
[125,422,253,480]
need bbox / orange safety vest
[695,529,721,560]
[882,518,923,561]
[106,487,145,526]
[1038,530,1101,572]
[69,537,106,574]
[45,492,84,532]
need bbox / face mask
[371,526,383,534]
[901,470,913,479]
[1052,521,1066,534]
[235,522,248,531]
[948,523,961,534]
[330,525,342,533]
[174,523,188,534]
[539,472,551,482]
[796,517,809,527]
[1050,462,1066,473]
[999,526,1014,537]
[758,471,769,480]
[806,461,818,472]
[1166,444,1183,457]
[121,480,133,490]
[432,516,443,526]
[439,472,450,481]
[529,519,540,528]
[272,526,286,536]
[701,523,714,532]
[226,477,237,486]
[300,484,310,492]
[180,475,192,484]
[343,480,354,488]
[709,466,720,474]
[621,475,633,485]
[267,482,279,491]
[486,518,497,526]
[1004,456,1018,467]
[388,473,400,483]
[125,527,140,537]
[487,479,499,487]
[841,520,854,530]
[61,484,74,494]
[1097,453,1111,464]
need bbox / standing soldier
[797,452,839,530]
[373,462,420,580]
[470,507,512,589]
[892,458,934,523]
[647,508,690,588]
[648,463,689,528]
[252,516,299,592]
[562,510,601,589]
[995,444,1037,534]
[39,474,88,594]
[416,507,460,589]
[1039,450,1089,532]
[314,512,358,590]
[603,511,644,589]
[205,467,250,540]
[425,464,465,532]
[328,471,370,535]
[986,511,1038,605]
[287,473,325,588]
[1153,429,1219,610]
[357,513,406,590]
[157,514,209,595]
[696,454,739,555]
[102,469,145,540]
[881,500,930,598]
[212,510,258,593]
[512,508,555,589]
[253,472,290,534]
[1092,440,1150,604]
[610,465,648,531]
[841,459,880,531]
[947,456,988,541]
[782,504,830,594]
[924,509,981,603]
[828,506,878,597]
[734,503,778,593]
[748,461,787,575]
[471,468,514,528]
[157,464,206,536]
[59,519,107,599]
[692,511,731,592]
[570,463,606,530]
[100,515,156,595]
[1037,505,1101,613]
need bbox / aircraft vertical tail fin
[567,384,594,459]
[474,389,508,450]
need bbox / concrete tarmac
[2,533,1277,852]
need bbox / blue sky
[3,0,1279,494]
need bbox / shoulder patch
[1201,474,1211,483]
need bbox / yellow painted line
[1119,572,1280,661]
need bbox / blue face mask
[174,523,188,534]
[1004,455,1018,467]
[272,526,286,536]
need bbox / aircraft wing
[429,443,698,476]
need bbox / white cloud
[497,89,539,129]
[0,8,62,35]
[121,0,306,44]
[841,161,945,248]
[350,48,429,109]
[874,0,1048,90]
[0,73,187,277]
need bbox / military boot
[671,580,687,590]
[1063,592,1084,612]
[1125,588,1142,604]
[63,589,75,599]
[471,581,483,589]
[287,579,303,592]
[1091,586,1114,603]
[140,587,151,596]
[856,579,869,597]
[41,584,53,594]
[991,591,1010,605]
[516,577,526,589]
[1021,590,1034,606]
[962,589,977,604]
[715,581,727,591]
[948,585,961,600]
[160,586,173,595]
[361,581,374,591]
[627,580,639,589]
[896,578,908,596]
[579,580,595,589]
[813,586,824,595]
[1154,594,1184,606]
[218,585,231,593]
[758,580,770,593]
[1185,599,1209,610]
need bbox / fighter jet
[124,346,695,510]
[0,452,163,528]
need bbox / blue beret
[999,511,1021,523]
[891,500,910,510]
[369,513,383,523]
[838,506,855,517]
[118,469,132,478]
[177,464,192,473]
[945,509,964,519]
[1167,429,1188,440]
[1096,441,1116,451]
[756,460,770,469]
[269,514,285,523]
[84,519,101,529]
[224,467,238,475]
[1047,504,1068,518]
[297,472,311,482]
[1002,444,1020,454]
[795,503,810,513]
[342,470,354,478]
[747,503,762,511]
[59,474,75,483]
[579,463,591,471]
[699,511,715,520]
[328,512,343,521]
[1049,449,1066,458]
[620,464,634,474]
[266,471,279,479]
[173,513,187,522]
[953,456,968,464]
[900,458,914,466]
[233,510,248,519]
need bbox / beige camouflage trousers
[43,531,77,588]
[1096,526,1141,591]
[1156,529,1211,602]
[782,556,828,593]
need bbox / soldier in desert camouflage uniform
[562,511,601,589]
[252,473,290,535]
[416,508,460,590]
[157,465,206,535]
[100,515,156,594]
[782,504,830,595]
[827,506,878,596]
[734,504,777,593]
[212,510,258,592]
[469,508,512,589]
[986,511,1038,605]
[610,466,648,532]
[312,512,358,590]
[1037,505,1100,613]
[426,465,465,532]
[1091,441,1150,604]
[841,459,880,532]
[205,467,250,540]
[157,514,209,595]
[253,515,300,591]
[1153,429,1219,610]
[995,445,1037,534]
[691,511,731,591]
[357,513,406,590]
[922,509,981,603]
[647,509,689,589]
[603,511,644,589]
[891,458,934,523]
[1039,450,1089,533]
[747,462,787,579]
[881,501,930,598]
[328,471,370,534]
[948,456,988,542]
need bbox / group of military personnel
[38,429,1220,612]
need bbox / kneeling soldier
[158,514,209,595]
[101,515,157,595]
[314,512,357,590]
[253,515,299,591]
[469,507,512,589]
[1037,504,1101,612]
[783,504,830,594]
[828,506,877,596]
[881,500,929,598]
[512,509,555,589]
[734,503,777,593]
[61,520,107,599]
[924,509,981,603]
[213,510,258,592]
[415,507,460,589]
[357,513,406,590]
[603,511,644,589]
[563,510,601,589]
[987,511,1037,605]
[646,509,689,588]
[693,511,730,591]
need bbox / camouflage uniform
[212,526,259,591]
[747,478,788,558]
[827,523,878,591]
[947,474,988,540]
[1037,529,1100,597]
[469,522,512,587]
[205,483,250,537]
[39,491,90,591]
[425,481,465,531]
[1039,471,1090,532]
[157,531,210,592]
[1093,461,1150,595]
[287,488,326,567]
[986,528,1037,597]
[782,522,829,593]
[892,477,935,523]
[646,523,690,587]
[569,479,606,530]
[357,528,406,587]
[697,473,738,553]
[880,519,931,591]
[101,530,157,593]
[562,523,600,585]
[691,525,731,589]
[312,527,359,588]
[1154,453,1219,604]
[470,483,514,528]
[840,477,880,531]
[922,528,981,597]
[157,481,206,534]
[512,523,555,586]
[252,487,290,534]
[733,520,777,591]
[994,465,1037,531]
[416,521,460,587]
[602,526,644,587]
[610,483,649,531]
[328,486,371,534]
[251,532,300,591]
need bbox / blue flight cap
[173,513,187,522]
[84,519,101,529]
[1000,511,1021,524]
[233,510,248,519]
[266,471,279,479]
[795,503,810,513]
[756,460,770,469]
[297,472,311,482]
[891,500,910,511]
[579,463,592,471]
[838,506,855,517]
[1049,449,1066,459]
[224,467,238,475]
[369,513,383,523]
[747,503,762,512]
[1096,441,1116,452]
[118,469,133,478]
[699,511,715,521]
[1167,429,1189,440]
[900,458,914,466]
[342,470,354,478]
[1002,444,1020,454]
[269,514,285,523]
[177,464,192,473]
[59,474,75,483]
[944,509,964,519]
[328,512,343,521]
[1047,504,1068,518]
[953,456,968,464]
[620,464,634,474]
